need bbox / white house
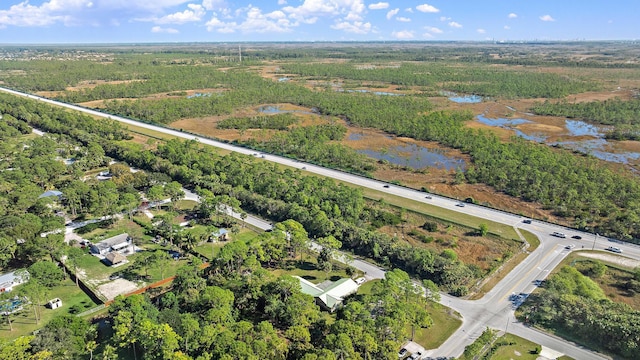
[295,276,359,312]
[0,270,29,293]
[90,233,132,256]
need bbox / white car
[552,232,566,238]
[606,246,622,253]
[355,277,366,285]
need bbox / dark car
[425,195,432,199]
[383,185,390,188]
[522,219,532,224]
[571,235,582,240]
[398,348,408,358]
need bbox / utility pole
[238,45,242,63]
[592,233,598,250]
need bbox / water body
[187,92,212,99]
[357,144,466,171]
[477,114,640,165]
[258,105,318,115]
[442,91,483,103]
[348,133,364,140]
[278,77,289,82]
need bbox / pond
[187,92,212,99]
[476,114,640,165]
[258,105,318,115]
[442,91,483,103]
[356,144,466,171]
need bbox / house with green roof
[295,276,359,312]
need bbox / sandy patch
[577,251,640,269]
[97,278,140,300]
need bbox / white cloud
[155,4,205,24]
[503,25,510,30]
[206,6,296,34]
[405,8,413,13]
[368,2,388,10]
[0,0,94,27]
[331,20,371,34]
[477,28,485,34]
[448,21,462,28]
[439,16,450,22]
[508,13,517,19]
[416,4,439,13]
[202,0,224,11]
[386,8,399,20]
[283,0,366,25]
[278,0,287,4]
[424,26,442,34]
[540,14,555,22]
[392,30,414,39]
[396,17,411,22]
[151,25,179,33]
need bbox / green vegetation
[518,266,640,359]
[531,98,640,140]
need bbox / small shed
[214,229,229,241]
[47,298,62,309]
[105,252,127,266]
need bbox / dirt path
[578,251,640,269]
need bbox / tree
[164,181,185,210]
[479,223,489,237]
[86,340,97,360]
[28,261,64,288]
[18,281,48,325]
[147,185,165,210]
[0,237,17,270]
[66,246,86,287]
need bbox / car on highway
[606,246,622,253]
[551,232,566,238]
[383,184,390,188]
[425,195,432,199]
[571,235,582,239]
[522,219,532,224]
[565,244,575,249]
[455,202,465,207]
[301,166,306,170]
[398,348,408,358]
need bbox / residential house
[0,270,29,293]
[295,276,359,312]
[90,233,132,256]
[214,229,229,241]
[105,252,127,266]
[38,190,63,199]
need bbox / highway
[4,86,638,359]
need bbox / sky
[0,0,637,43]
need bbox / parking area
[400,341,426,359]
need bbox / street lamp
[592,233,598,251]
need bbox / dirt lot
[96,278,140,300]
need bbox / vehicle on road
[408,351,423,360]
[398,348,408,358]
[383,184,390,188]
[571,235,582,239]
[551,232,566,238]
[565,244,575,249]
[456,202,465,207]
[606,246,622,253]
[425,195,432,199]
[301,166,306,170]
[354,277,366,285]
[522,219,532,224]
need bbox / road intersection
[5,87,638,359]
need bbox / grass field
[414,302,462,350]
[0,279,97,340]
[485,333,573,360]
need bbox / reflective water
[477,115,640,165]
[258,105,318,115]
[187,92,212,99]
[339,89,403,96]
[443,91,483,103]
[356,144,466,171]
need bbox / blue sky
[0,0,637,43]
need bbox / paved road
[5,86,636,359]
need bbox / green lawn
[80,218,149,243]
[414,302,462,350]
[271,257,352,283]
[0,279,97,340]
[520,229,540,251]
[486,333,574,360]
